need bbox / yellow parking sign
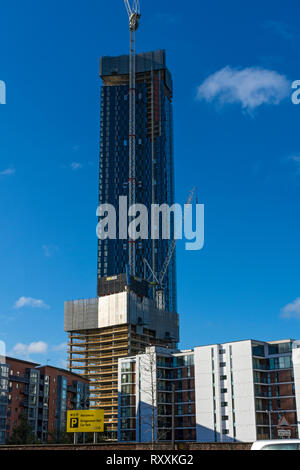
[67,410,104,433]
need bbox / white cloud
[14,296,50,309]
[11,341,48,356]
[52,342,67,352]
[281,298,300,319]
[0,167,15,176]
[286,155,300,175]
[196,66,290,112]
[42,244,58,258]
[289,155,300,165]
[71,162,83,171]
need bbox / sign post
[278,428,292,439]
[277,415,292,439]
[67,410,104,443]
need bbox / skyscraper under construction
[98,50,176,313]
[64,50,179,440]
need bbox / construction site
[65,276,179,438]
[65,0,182,440]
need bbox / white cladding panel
[194,341,257,442]
[230,341,256,442]
[194,346,215,442]
[98,292,128,327]
[137,352,158,443]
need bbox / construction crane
[124,0,141,276]
[144,187,197,310]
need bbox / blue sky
[0,0,299,367]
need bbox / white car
[251,440,300,450]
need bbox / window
[29,384,37,395]
[28,408,36,419]
[252,345,265,357]
[0,366,8,378]
[29,396,36,406]
[220,362,226,367]
[30,372,38,383]
[121,385,134,395]
[121,373,134,384]
[268,342,291,355]
[121,362,134,373]
[0,379,8,391]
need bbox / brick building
[0,357,89,444]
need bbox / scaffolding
[67,322,176,438]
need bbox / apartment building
[118,346,195,442]
[118,339,300,442]
[0,357,89,444]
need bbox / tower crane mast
[144,187,197,310]
[159,187,197,287]
[124,0,141,276]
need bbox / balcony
[10,376,28,383]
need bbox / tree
[7,416,40,445]
[137,348,174,447]
[138,348,158,448]
[47,429,73,444]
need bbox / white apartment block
[118,339,300,442]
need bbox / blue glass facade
[98,50,177,313]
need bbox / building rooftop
[100,49,173,94]
[5,356,87,380]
